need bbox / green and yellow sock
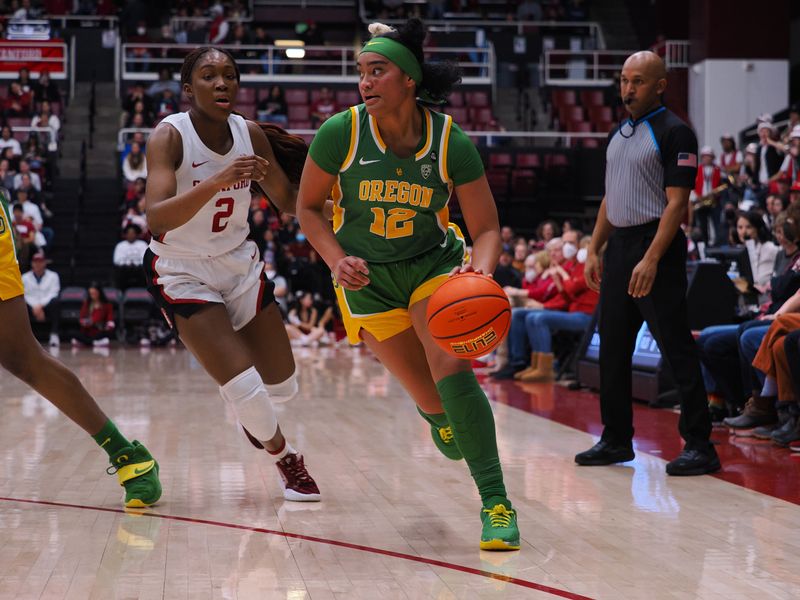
[92,420,131,458]
[436,371,509,508]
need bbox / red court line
[0,496,594,600]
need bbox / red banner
[0,41,66,76]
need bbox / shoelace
[438,426,454,444]
[483,504,515,528]
[106,453,131,475]
[281,455,314,483]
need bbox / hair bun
[368,22,395,37]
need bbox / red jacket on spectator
[79,301,115,338]
[522,274,558,303]
[694,164,721,198]
[542,261,599,314]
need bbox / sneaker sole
[666,461,722,477]
[283,488,321,502]
[790,446,800,452]
[480,539,521,551]
[575,453,635,466]
[125,498,156,508]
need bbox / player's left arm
[247,121,297,215]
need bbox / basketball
[426,273,511,358]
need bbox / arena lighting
[274,39,306,60]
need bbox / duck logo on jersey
[421,164,432,180]
[396,167,403,177]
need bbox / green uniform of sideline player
[297,18,520,550]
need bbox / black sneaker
[490,364,526,380]
[771,416,800,447]
[575,440,635,466]
[666,445,721,476]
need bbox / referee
[574,51,721,476]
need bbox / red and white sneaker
[276,453,321,502]
[789,439,800,453]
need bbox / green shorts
[335,224,468,344]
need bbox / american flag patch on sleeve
[677,152,697,167]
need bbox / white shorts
[143,239,275,331]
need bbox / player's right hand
[213,155,270,188]
[584,251,602,292]
[334,256,370,291]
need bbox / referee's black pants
[598,220,712,450]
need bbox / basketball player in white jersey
[143,47,320,501]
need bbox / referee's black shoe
[574,440,635,466]
[666,444,721,476]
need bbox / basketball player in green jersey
[0,188,161,508]
[297,19,519,550]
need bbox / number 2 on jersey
[369,207,415,239]
[211,197,234,233]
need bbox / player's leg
[0,296,161,507]
[407,298,518,550]
[359,326,463,461]
[236,302,321,501]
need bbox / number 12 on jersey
[369,207,415,239]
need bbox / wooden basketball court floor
[2,346,800,600]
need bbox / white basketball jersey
[149,112,254,259]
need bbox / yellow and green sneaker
[433,424,463,461]
[480,504,520,551]
[107,441,162,508]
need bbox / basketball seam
[427,293,509,322]
[431,308,511,340]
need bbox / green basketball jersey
[0,187,18,264]
[309,104,484,263]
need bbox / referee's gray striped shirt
[605,106,698,228]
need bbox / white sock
[269,439,297,461]
[761,377,777,398]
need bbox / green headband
[360,37,422,85]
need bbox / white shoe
[139,338,151,347]
[93,338,110,347]
[49,334,60,347]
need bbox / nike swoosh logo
[359,157,380,165]
[133,463,153,475]
[192,160,209,168]
[100,437,111,447]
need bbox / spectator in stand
[24,135,47,173]
[113,224,148,290]
[511,239,528,272]
[17,187,43,236]
[691,145,722,245]
[126,100,154,128]
[739,142,763,206]
[493,249,522,288]
[731,210,779,290]
[122,83,154,126]
[285,291,332,347]
[126,20,153,72]
[257,85,288,125]
[781,104,800,148]
[719,134,742,177]
[121,196,149,240]
[566,0,588,20]
[494,234,579,379]
[0,126,22,158]
[11,202,37,271]
[765,194,787,231]
[71,284,115,348]
[122,142,147,183]
[120,131,147,163]
[306,249,334,304]
[500,225,515,253]
[22,252,60,346]
[298,21,324,46]
[534,219,560,249]
[0,159,15,190]
[778,125,800,183]
[262,228,282,267]
[514,238,598,383]
[13,160,41,193]
[4,81,32,118]
[125,176,146,209]
[208,4,229,44]
[310,87,338,128]
[249,208,268,255]
[155,88,179,120]
[264,258,289,315]
[15,67,32,94]
[758,121,784,184]
[504,250,554,308]
[146,68,181,100]
[32,70,61,105]
[791,181,800,206]
[225,22,252,48]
